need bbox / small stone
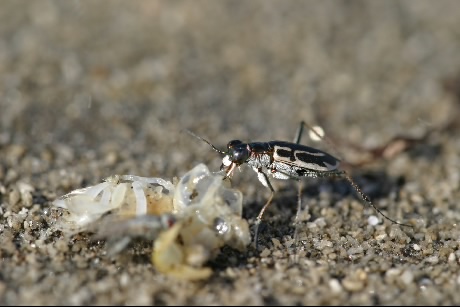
[342,277,365,292]
[400,270,414,285]
[329,279,342,294]
[425,255,439,264]
[260,248,271,257]
[8,187,20,207]
[368,215,379,226]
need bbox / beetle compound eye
[231,147,250,164]
[227,140,243,149]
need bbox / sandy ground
[1,1,460,305]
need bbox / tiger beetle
[186,121,412,248]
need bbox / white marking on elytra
[295,151,325,157]
[274,145,326,158]
[273,148,334,172]
[323,161,340,171]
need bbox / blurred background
[1,1,458,180]
[1,1,460,305]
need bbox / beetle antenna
[184,130,226,155]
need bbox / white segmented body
[120,175,175,193]
[111,183,128,209]
[52,174,176,231]
[131,181,147,216]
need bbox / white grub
[52,174,175,233]
[52,164,251,280]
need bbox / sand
[1,1,460,305]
